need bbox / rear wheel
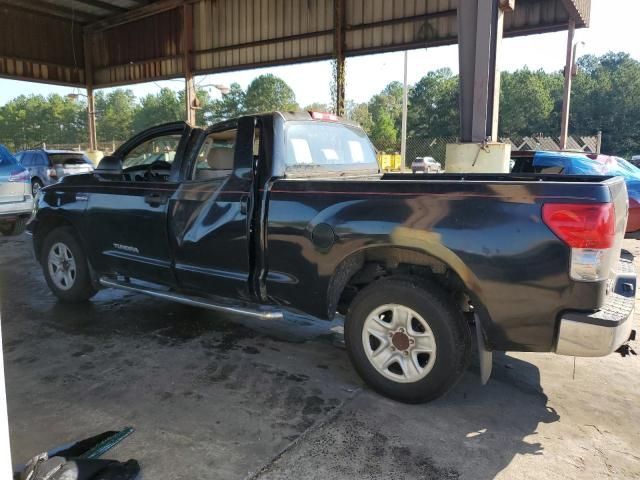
[345,278,471,403]
[31,179,43,197]
[41,227,97,302]
[0,217,27,236]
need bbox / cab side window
[193,129,237,181]
[122,134,182,169]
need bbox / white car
[411,156,442,174]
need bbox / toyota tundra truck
[27,112,637,403]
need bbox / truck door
[87,123,192,285]
[170,117,258,299]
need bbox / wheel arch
[326,245,489,335]
[33,214,83,264]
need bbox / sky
[0,0,638,107]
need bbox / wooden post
[334,0,346,116]
[83,32,97,151]
[87,88,97,152]
[559,18,576,150]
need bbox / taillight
[542,203,616,282]
[8,170,29,182]
[542,203,615,249]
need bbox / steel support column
[183,3,197,126]
[457,0,512,143]
[334,0,346,116]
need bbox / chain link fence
[389,134,601,168]
[4,134,600,165]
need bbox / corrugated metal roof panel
[345,0,457,54]
[0,0,591,87]
[89,7,184,86]
[192,0,335,74]
[0,5,84,85]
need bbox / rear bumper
[555,256,636,357]
[0,197,33,220]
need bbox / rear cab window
[284,122,378,173]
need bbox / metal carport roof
[0,0,591,89]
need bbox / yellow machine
[377,153,402,172]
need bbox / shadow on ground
[1,234,563,479]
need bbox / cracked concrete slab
[2,234,639,479]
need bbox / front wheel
[41,227,97,302]
[344,278,471,403]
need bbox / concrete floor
[2,233,639,479]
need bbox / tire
[31,179,43,197]
[0,217,27,236]
[41,226,97,302]
[345,278,471,403]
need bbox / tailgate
[607,177,629,273]
[0,181,26,204]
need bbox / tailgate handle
[144,192,167,207]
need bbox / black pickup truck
[27,112,636,403]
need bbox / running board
[99,277,284,321]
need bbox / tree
[132,88,183,132]
[571,52,640,156]
[207,83,245,123]
[499,68,555,137]
[303,102,330,112]
[95,89,136,142]
[367,81,404,151]
[407,68,459,139]
[243,74,298,114]
[347,102,373,134]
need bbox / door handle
[144,192,167,206]
[240,194,250,215]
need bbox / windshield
[49,153,91,165]
[285,122,377,169]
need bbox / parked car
[411,156,442,173]
[28,113,635,404]
[15,149,94,196]
[512,151,640,237]
[630,155,640,168]
[0,145,33,236]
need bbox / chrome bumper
[556,256,636,357]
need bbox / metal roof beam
[0,0,98,22]
[72,0,128,14]
[86,0,188,31]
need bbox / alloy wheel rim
[361,304,437,383]
[48,242,77,291]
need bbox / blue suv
[15,149,94,196]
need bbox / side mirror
[95,155,123,174]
